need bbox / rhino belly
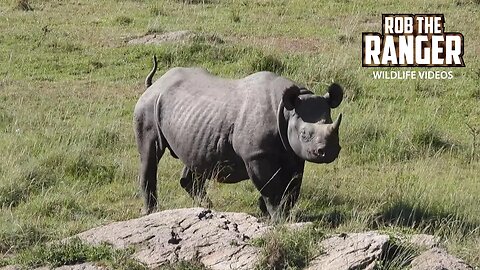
[164,129,248,182]
[160,105,248,182]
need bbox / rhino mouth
[306,146,341,164]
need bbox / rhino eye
[300,129,313,142]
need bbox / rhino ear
[324,83,343,108]
[282,86,301,111]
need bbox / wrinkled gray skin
[134,56,343,218]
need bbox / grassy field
[0,0,479,268]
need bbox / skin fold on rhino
[134,56,344,218]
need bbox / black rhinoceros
[134,56,343,218]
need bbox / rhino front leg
[247,158,303,219]
[180,166,212,208]
[258,196,269,216]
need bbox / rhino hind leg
[134,107,168,215]
[180,166,212,208]
[138,135,165,215]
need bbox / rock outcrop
[411,248,473,270]
[74,208,268,270]
[306,231,389,270]
[2,208,474,270]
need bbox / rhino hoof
[142,206,157,216]
[202,198,213,209]
[258,197,269,216]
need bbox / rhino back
[156,68,292,173]
[232,72,289,160]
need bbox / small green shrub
[115,16,133,26]
[414,81,445,97]
[174,0,213,4]
[14,0,33,11]
[91,127,120,149]
[27,196,82,218]
[470,88,480,99]
[0,110,13,131]
[150,5,166,16]
[255,226,324,270]
[455,0,480,5]
[64,154,117,185]
[412,127,453,153]
[146,22,164,34]
[191,34,224,44]
[89,60,104,70]
[157,51,175,67]
[45,40,82,53]
[251,55,284,74]
[231,10,241,23]
[337,34,354,44]
[375,238,419,270]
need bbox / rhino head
[278,83,343,163]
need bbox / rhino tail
[145,55,158,88]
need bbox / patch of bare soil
[228,35,327,53]
[128,30,224,45]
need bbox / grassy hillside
[0,0,479,268]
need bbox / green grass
[0,237,146,269]
[0,0,479,268]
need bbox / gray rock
[0,266,21,270]
[410,248,473,270]
[52,263,106,270]
[74,208,269,270]
[306,231,390,270]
